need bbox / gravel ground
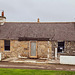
[0,61,75,71]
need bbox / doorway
[58,42,64,53]
[29,41,37,58]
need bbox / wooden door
[29,41,37,58]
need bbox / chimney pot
[2,11,4,17]
[37,18,40,22]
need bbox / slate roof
[0,22,75,41]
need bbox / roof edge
[5,22,75,24]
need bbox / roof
[0,22,75,41]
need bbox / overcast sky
[0,0,75,22]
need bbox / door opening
[29,41,37,58]
[58,42,64,53]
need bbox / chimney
[37,18,40,22]
[0,10,6,25]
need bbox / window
[4,40,10,51]
[58,42,64,53]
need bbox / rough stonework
[37,41,52,59]
[0,40,29,59]
[0,40,52,59]
[0,40,4,59]
[0,40,4,51]
[10,40,29,57]
[65,41,75,55]
[0,39,75,60]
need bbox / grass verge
[0,68,75,75]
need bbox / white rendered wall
[0,18,6,25]
[60,56,75,65]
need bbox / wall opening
[58,42,64,53]
[4,40,10,51]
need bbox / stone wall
[1,40,75,60]
[0,40,4,59]
[65,41,75,55]
[37,41,52,59]
[0,40,4,51]
[0,40,29,59]
[10,40,29,57]
[0,40,52,59]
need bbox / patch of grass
[0,68,75,75]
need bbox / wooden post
[55,48,57,60]
[0,53,1,61]
[47,48,49,60]
[47,41,50,60]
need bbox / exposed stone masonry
[37,41,52,59]
[0,40,75,60]
[65,41,75,55]
[0,40,52,59]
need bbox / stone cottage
[0,11,75,60]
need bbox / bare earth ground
[0,61,75,71]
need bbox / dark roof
[0,22,75,41]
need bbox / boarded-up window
[4,40,10,51]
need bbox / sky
[0,0,75,22]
